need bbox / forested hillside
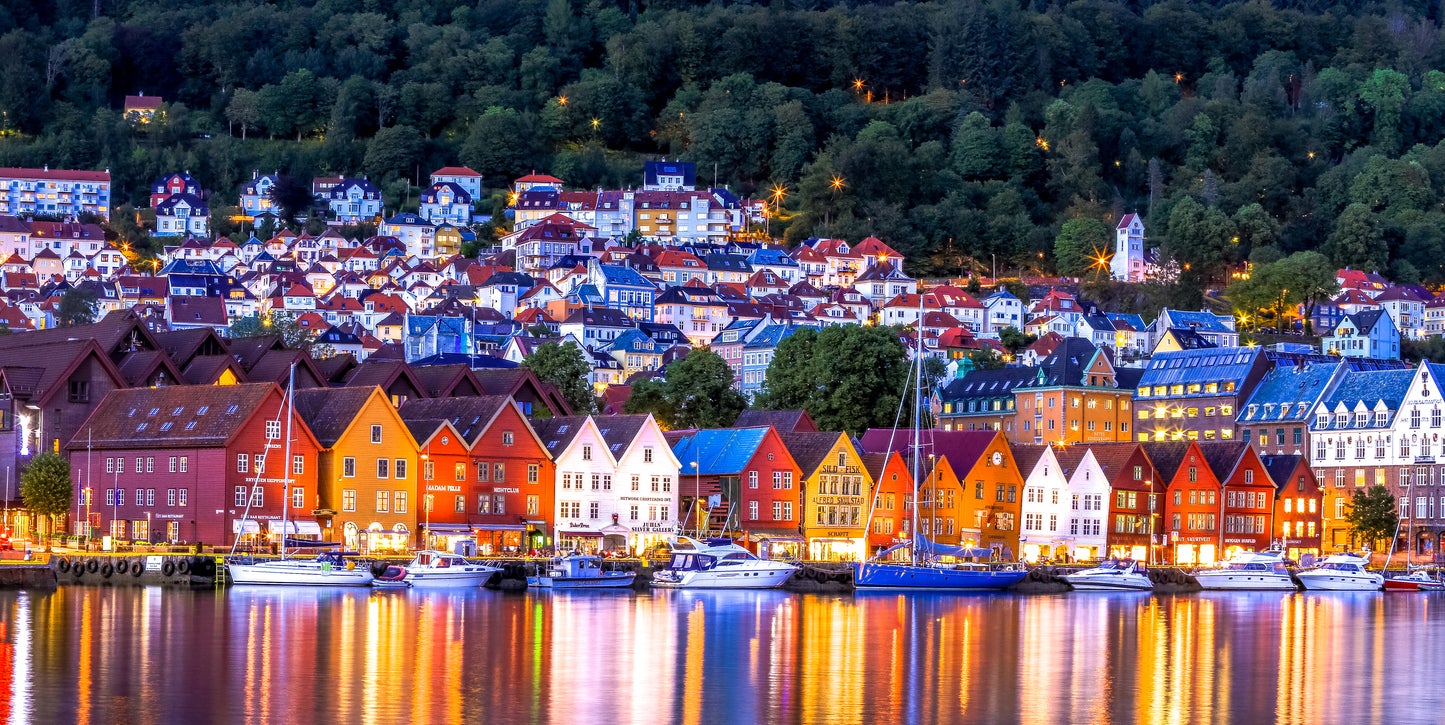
[3,0,1445,295]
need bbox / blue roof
[597,264,654,288]
[671,427,770,475]
[1318,368,1414,413]
[159,259,224,276]
[743,324,799,351]
[747,248,798,267]
[644,160,696,187]
[407,315,437,335]
[608,329,660,354]
[1238,362,1343,423]
[385,212,430,226]
[1161,309,1234,334]
[1138,348,1263,392]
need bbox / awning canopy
[232,520,261,534]
[599,524,631,535]
[472,524,528,532]
[558,529,602,537]
[747,528,803,541]
[266,520,322,535]
[423,523,474,533]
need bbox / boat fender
[162,560,175,577]
[177,559,191,575]
[113,560,128,576]
[73,565,86,579]
[131,560,143,577]
[86,559,99,573]
[100,563,113,578]
[56,557,70,573]
[346,561,355,571]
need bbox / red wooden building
[66,383,322,547]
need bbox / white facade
[0,168,112,220]
[1111,213,1145,282]
[1066,451,1114,560]
[1018,447,1072,563]
[551,416,681,555]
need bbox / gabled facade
[781,431,872,561]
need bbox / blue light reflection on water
[0,587,1443,724]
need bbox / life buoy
[161,560,175,577]
[177,559,191,575]
[100,563,113,578]
[86,559,99,573]
[56,558,70,573]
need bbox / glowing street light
[557,96,568,106]
[852,78,865,91]
[830,175,846,191]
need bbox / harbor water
[0,587,1440,724]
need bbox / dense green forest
[3,0,1445,297]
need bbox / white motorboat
[528,553,636,589]
[1193,550,1298,591]
[229,551,375,587]
[1296,552,1383,591]
[1063,559,1154,591]
[651,537,797,589]
[401,551,500,588]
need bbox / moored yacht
[650,537,797,589]
[229,551,376,587]
[1383,568,1445,592]
[1296,552,1383,591]
[1193,550,1297,591]
[1063,559,1154,591]
[401,551,500,588]
[528,552,636,589]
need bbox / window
[237,454,248,473]
[494,463,505,482]
[1244,470,1254,484]
[1188,466,1197,482]
[371,425,383,443]
[582,445,592,461]
[749,501,759,520]
[253,455,263,474]
[394,459,407,479]
[527,495,539,515]
[749,471,758,489]
[589,502,600,519]
[266,420,281,440]
[376,491,390,512]
[644,447,653,463]
[145,489,155,506]
[168,456,177,473]
[394,491,407,513]
[179,457,188,473]
[478,496,491,515]
[455,495,466,514]
[343,457,356,477]
[478,462,489,482]
[249,486,263,507]
[377,459,389,478]
[68,380,90,403]
[167,489,177,506]
[292,486,304,509]
[293,455,304,475]
[342,489,356,512]
[502,431,514,446]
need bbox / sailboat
[1382,485,1443,592]
[228,364,374,587]
[850,292,1028,592]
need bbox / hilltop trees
[756,325,911,436]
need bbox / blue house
[589,261,657,321]
[740,324,807,399]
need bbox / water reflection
[1,587,1443,724]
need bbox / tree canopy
[1346,484,1399,551]
[624,349,747,430]
[20,452,71,548]
[521,341,597,415]
[8,0,1445,283]
[756,325,912,436]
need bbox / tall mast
[911,290,924,565]
[281,362,296,559]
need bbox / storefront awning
[232,520,261,534]
[599,524,631,535]
[266,520,322,535]
[748,528,804,541]
[423,524,475,533]
[523,519,547,526]
[473,524,528,532]
[558,530,602,537]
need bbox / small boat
[528,553,636,589]
[372,565,411,589]
[1296,552,1383,591]
[1063,559,1154,591]
[651,537,797,589]
[229,551,375,587]
[402,551,499,588]
[1193,550,1297,591]
[1383,568,1445,592]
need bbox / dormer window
[1334,412,1347,428]
[1376,411,1388,426]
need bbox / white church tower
[1111,213,1146,282]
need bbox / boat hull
[229,561,375,587]
[403,569,498,588]
[528,573,636,589]
[1297,573,1383,591]
[652,566,796,589]
[1193,573,1298,591]
[1063,574,1154,591]
[851,563,1028,591]
[1383,578,1445,592]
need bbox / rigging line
[228,382,291,557]
[860,325,920,556]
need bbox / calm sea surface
[0,586,1438,724]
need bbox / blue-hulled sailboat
[850,294,1028,592]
